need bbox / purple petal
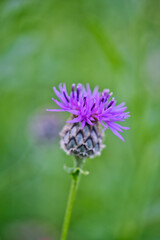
[86,119,94,125]
[109,126,125,142]
[71,84,75,98]
[114,102,125,109]
[86,83,91,96]
[81,120,86,129]
[46,109,66,112]
[112,122,130,130]
[68,110,79,115]
[52,98,67,109]
[108,122,123,132]
[92,86,99,96]
[66,116,82,123]
[53,87,64,102]
[99,120,108,128]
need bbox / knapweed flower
[47,83,130,159]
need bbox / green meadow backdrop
[0,0,160,239]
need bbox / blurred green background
[0,0,160,239]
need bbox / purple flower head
[46,83,130,141]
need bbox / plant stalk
[60,157,84,240]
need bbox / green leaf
[64,165,89,177]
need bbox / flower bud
[60,121,105,159]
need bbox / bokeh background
[0,0,160,239]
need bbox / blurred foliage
[0,0,160,239]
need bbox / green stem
[60,158,84,240]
